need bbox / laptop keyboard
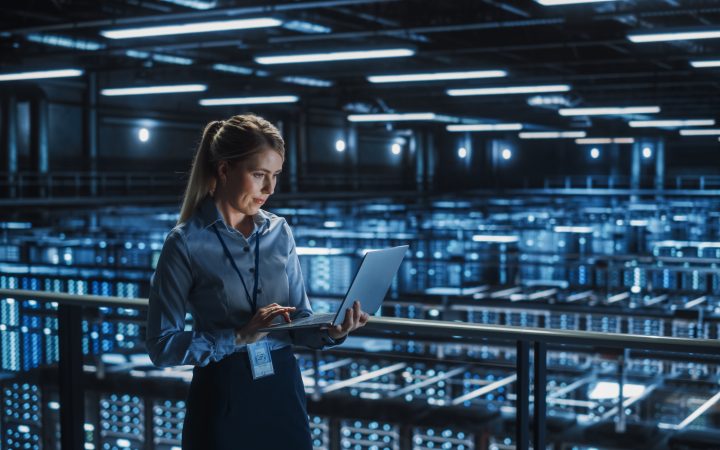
[291,312,334,326]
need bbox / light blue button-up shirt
[145,195,340,367]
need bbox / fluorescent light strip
[628,29,720,43]
[101,18,282,39]
[447,123,523,132]
[101,84,207,96]
[280,76,333,87]
[212,63,253,75]
[519,131,587,139]
[679,129,720,136]
[126,50,193,65]
[690,60,720,68]
[283,20,331,34]
[159,0,217,9]
[472,235,519,243]
[559,106,660,116]
[199,95,299,106]
[0,68,84,82]
[347,113,438,122]
[152,54,193,65]
[255,48,414,65]
[27,34,105,51]
[368,70,507,83]
[536,0,620,4]
[629,120,715,128]
[448,84,570,96]
[576,137,635,144]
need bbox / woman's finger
[343,307,354,330]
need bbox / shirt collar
[198,194,270,234]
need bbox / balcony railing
[2,288,720,449]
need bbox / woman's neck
[214,196,254,237]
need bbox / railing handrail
[3,288,719,355]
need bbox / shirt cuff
[321,329,347,347]
[215,329,239,356]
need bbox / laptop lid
[262,244,408,331]
[329,244,408,326]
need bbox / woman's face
[218,147,283,215]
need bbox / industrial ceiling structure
[1,0,719,138]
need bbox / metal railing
[539,174,720,191]
[2,287,720,450]
[5,172,720,202]
[0,171,184,199]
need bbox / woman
[145,114,369,449]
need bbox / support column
[631,141,641,200]
[426,130,435,192]
[284,116,299,193]
[1,96,18,198]
[347,124,358,191]
[84,72,98,196]
[654,138,665,192]
[413,130,424,193]
[608,143,620,188]
[297,110,308,190]
[30,96,49,197]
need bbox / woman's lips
[254,198,265,205]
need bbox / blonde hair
[178,114,285,224]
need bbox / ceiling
[1,0,719,136]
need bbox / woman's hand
[328,301,369,340]
[235,303,295,345]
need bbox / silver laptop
[260,245,408,331]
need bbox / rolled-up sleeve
[145,229,237,367]
[283,222,345,349]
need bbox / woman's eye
[253,173,263,179]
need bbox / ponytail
[178,120,223,224]
[177,114,285,224]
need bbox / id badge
[247,339,274,380]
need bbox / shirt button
[249,268,255,273]
[244,247,250,252]
[257,288,263,294]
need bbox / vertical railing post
[615,349,628,433]
[58,304,85,450]
[312,349,322,402]
[534,342,547,450]
[516,340,530,450]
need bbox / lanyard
[212,223,260,314]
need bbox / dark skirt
[182,346,313,450]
